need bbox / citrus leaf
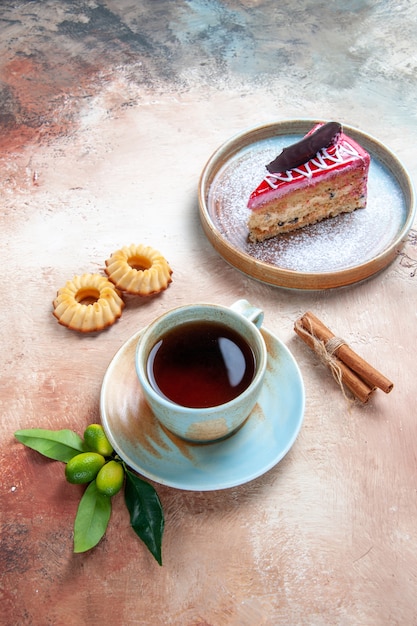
[14,428,84,462]
[124,469,164,565]
[73,481,112,553]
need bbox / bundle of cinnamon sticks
[294,311,393,403]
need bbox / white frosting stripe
[264,140,361,189]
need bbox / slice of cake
[247,122,370,243]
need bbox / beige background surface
[1,1,416,625]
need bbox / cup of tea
[135,300,267,443]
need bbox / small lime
[83,424,113,457]
[65,452,106,484]
[96,460,124,497]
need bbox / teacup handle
[229,299,264,329]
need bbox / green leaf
[14,428,84,462]
[124,469,164,565]
[73,481,112,553]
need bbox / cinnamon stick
[294,312,394,403]
[294,318,375,403]
[300,312,393,393]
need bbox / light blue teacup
[135,300,267,443]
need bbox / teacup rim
[135,302,267,414]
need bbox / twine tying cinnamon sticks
[294,311,394,403]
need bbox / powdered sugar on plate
[207,133,407,275]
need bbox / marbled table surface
[1,2,416,625]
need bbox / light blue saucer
[100,326,305,491]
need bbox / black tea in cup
[146,321,256,408]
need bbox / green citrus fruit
[83,424,113,457]
[65,452,106,484]
[96,460,124,497]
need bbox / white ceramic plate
[199,120,415,290]
[100,326,305,491]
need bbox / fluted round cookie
[53,273,125,332]
[105,244,172,296]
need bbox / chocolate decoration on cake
[266,122,342,174]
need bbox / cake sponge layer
[248,168,367,242]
